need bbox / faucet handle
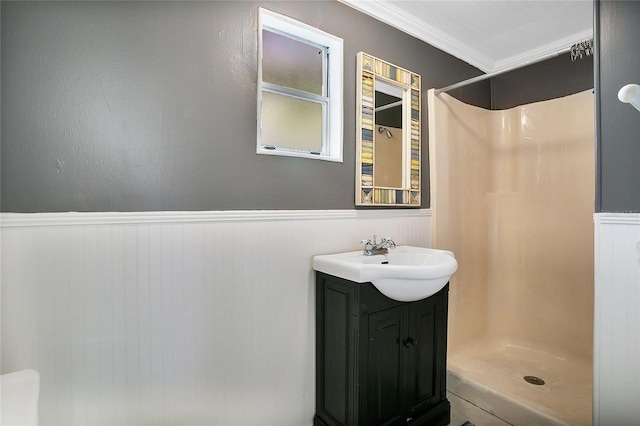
[360,238,374,250]
[382,237,396,248]
[360,239,374,256]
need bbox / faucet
[360,235,396,256]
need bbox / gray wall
[1,1,487,213]
[595,0,640,213]
[490,53,594,110]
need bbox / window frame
[257,8,343,162]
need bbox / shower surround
[428,90,595,425]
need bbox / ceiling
[339,0,593,73]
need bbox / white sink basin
[313,246,458,302]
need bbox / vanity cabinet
[314,272,450,426]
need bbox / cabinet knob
[402,337,417,347]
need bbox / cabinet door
[405,296,444,417]
[315,274,358,426]
[366,306,408,425]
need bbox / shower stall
[428,89,594,425]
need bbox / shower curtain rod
[434,39,593,95]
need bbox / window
[258,8,343,162]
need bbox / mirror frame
[355,52,421,206]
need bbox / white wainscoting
[593,213,640,425]
[0,209,431,426]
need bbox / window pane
[262,30,324,95]
[261,91,323,152]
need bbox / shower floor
[447,339,592,425]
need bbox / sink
[313,246,458,302]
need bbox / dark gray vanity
[313,271,450,426]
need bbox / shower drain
[524,375,545,386]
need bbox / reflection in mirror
[375,85,403,188]
[356,53,421,206]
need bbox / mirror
[356,52,421,206]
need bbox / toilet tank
[0,369,39,426]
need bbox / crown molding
[492,29,594,73]
[340,0,593,74]
[339,0,495,72]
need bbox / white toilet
[0,370,40,426]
